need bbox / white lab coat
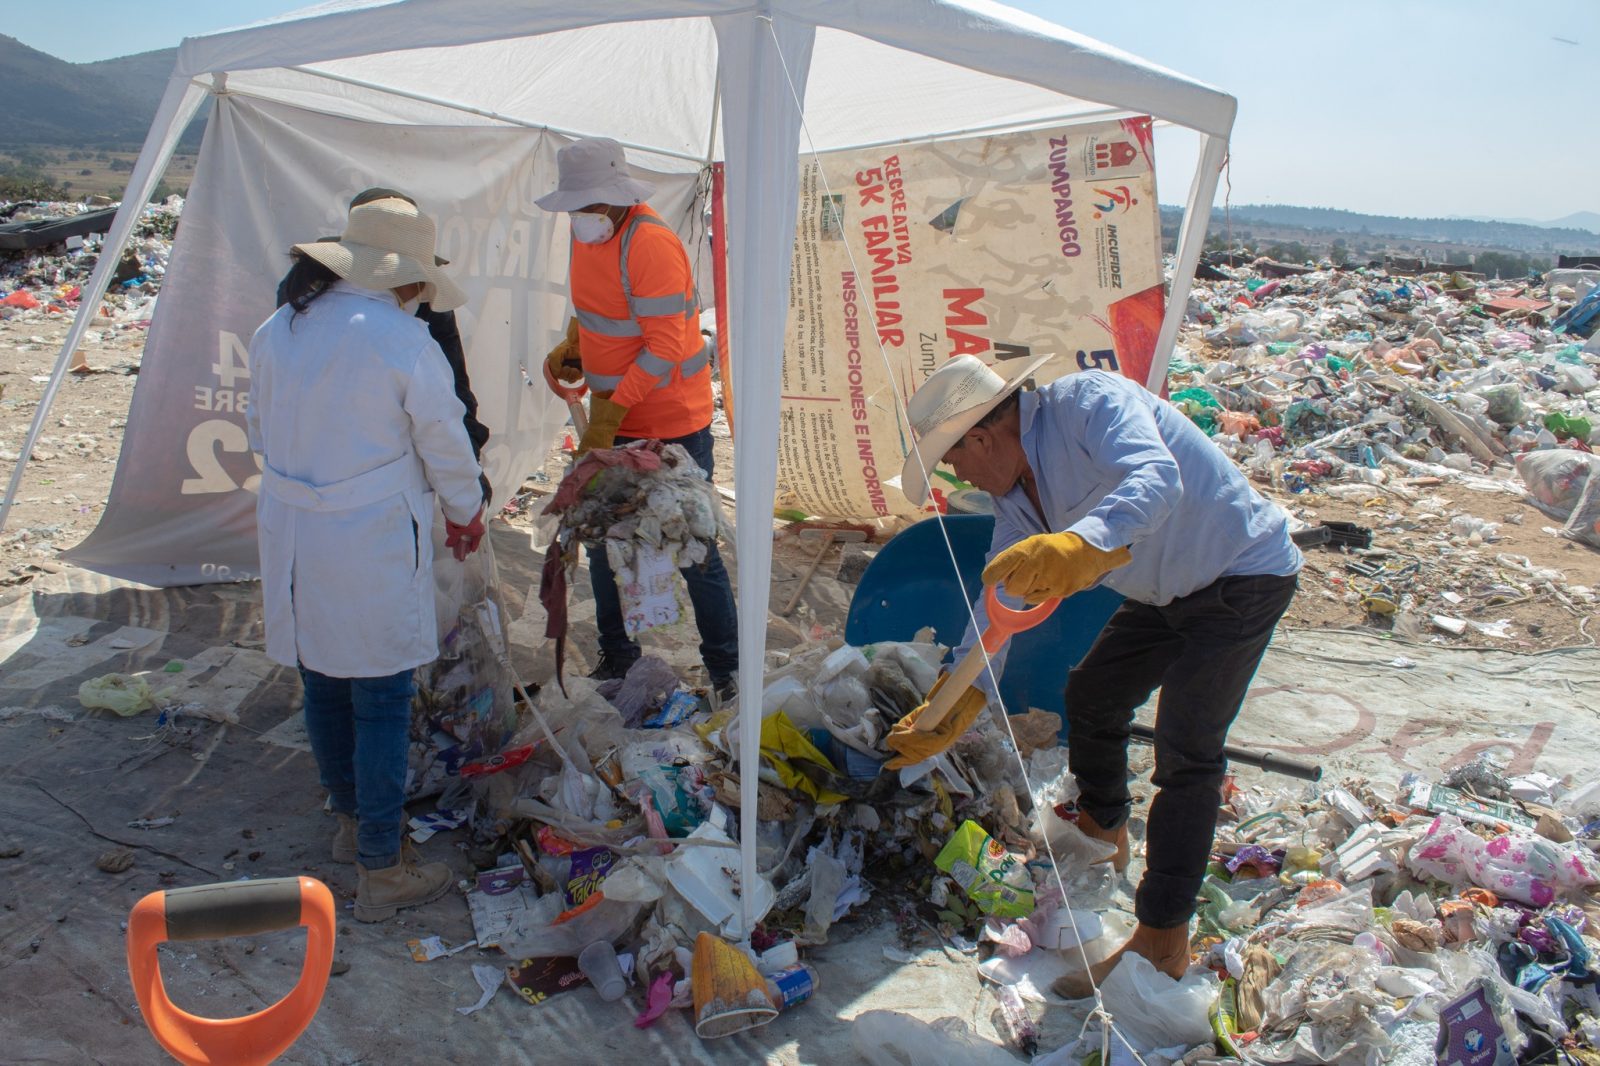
[247,281,483,678]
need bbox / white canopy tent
[0,0,1233,937]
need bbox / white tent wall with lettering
[0,0,1234,937]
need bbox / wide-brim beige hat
[899,352,1054,507]
[535,137,656,212]
[294,197,466,312]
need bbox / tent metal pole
[0,75,207,537]
[811,106,1132,157]
[281,66,707,166]
[1145,132,1227,391]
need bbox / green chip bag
[934,820,1034,919]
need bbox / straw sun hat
[899,352,1053,507]
[293,197,465,312]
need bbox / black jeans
[1066,572,1298,929]
[588,426,739,680]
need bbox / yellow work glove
[982,531,1132,605]
[545,316,583,386]
[884,674,988,770]
[575,395,628,457]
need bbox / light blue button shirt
[954,369,1302,694]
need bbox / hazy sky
[12,0,1597,220]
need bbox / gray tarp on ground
[1,550,1596,1063]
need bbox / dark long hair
[279,244,340,325]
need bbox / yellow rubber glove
[982,531,1132,605]
[545,316,583,386]
[884,674,988,770]
[575,395,628,457]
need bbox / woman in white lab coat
[247,195,485,921]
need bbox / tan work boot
[354,849,452,922]
[1052,921,1192,1000]
[1076,811,1130,872]
[332,814,357,864]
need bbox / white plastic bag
[1097,953,1218,1052]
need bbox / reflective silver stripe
[631,292,691,317]
[584,371,624,391]
[679,339,712,378]
[634,347,675,377]
[575,307,640,337]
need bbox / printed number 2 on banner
[182,420,262,495]
[1076,348,1118,372]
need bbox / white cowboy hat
[899,352,1054,507]
[293,197,465,312]
[534,137,656,212]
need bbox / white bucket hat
[535,137,656,212]
[293,197,465,312]
[899,352,1054,507]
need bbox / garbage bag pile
[1170,261,1600,537]
[0,196,179,340]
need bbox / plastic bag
[851,1010,1018,1066]
[1098,952,1218,1052]
[1406,814,1600,906]
[1516,449,1600,521]
[1563,458,1600,547]
[497,892,644,960]
[605,655,679,728]
[78,673,169,716]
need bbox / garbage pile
[1176,761,1600,1065]
[1172,259,1600,519]
[0,196,180,340]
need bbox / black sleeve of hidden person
[418,305,491,459]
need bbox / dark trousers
[1066,572,1298,929]
[588,426,739,680]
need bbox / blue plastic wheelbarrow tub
[843,515,1122,740]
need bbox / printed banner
[63,96,697,585]
[776,117,1163,519]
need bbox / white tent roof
[2,0,1235,945]
[185,0,1234,163]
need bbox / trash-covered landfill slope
[1173,256,1600,655]
[0,196,178,339]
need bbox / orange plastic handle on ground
[915,584,1061,732]
[126,876,335,1066]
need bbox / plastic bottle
[994,984,1040,1055]
[765,963,819,1012]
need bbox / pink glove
[444,508,485,561]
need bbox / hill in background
[0,34,202,148]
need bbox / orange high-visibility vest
[570,205,714,440]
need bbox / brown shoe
[332,814,357,864]
[354,851,452,922]
[1076,811,1130,872]
[1052,921,1192,1000]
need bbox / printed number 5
[1076,348,1119,372]
[182,419,263,495]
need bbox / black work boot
[589,651,640,682]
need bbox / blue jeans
[299,665,416,869]
[588,426,739,679]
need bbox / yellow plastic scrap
[758,711,848,805]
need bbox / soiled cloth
[543,441,666,512]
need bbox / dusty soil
[2,309,1597,652]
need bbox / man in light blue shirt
[889,354,1300,995]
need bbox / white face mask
[396,288,423,315]
[570,211,617,244]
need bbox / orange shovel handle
[127,876,335,1066]
[542,356,588,404]
[916,585,1061,733]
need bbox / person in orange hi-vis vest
[537,137,738,698]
